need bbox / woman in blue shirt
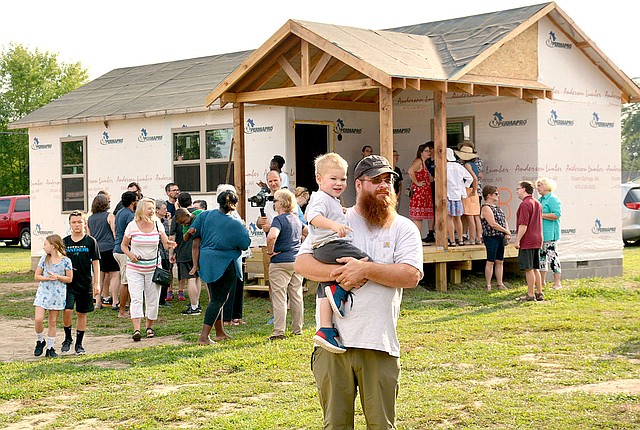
[188,190,251,345]
[536,177,562,289]
[265,189,308,340]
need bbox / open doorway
[294,122,330,192]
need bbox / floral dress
[409,162,434,220]
[33,255,72,310]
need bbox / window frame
[60,136,88,213]
[171,124,234,193]
[430,116,475,148]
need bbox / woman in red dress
[408,143,434,241]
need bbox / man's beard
[358,188,397,228]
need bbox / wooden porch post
[433,90,448,292]
[379,87,393,162]
[233,103,246,220]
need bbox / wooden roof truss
[206,21,552,112]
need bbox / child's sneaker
[324,283,348,318]
[166,290,174,301]
[75,344,86,355]
[177,290,186,301]
[34,340,46,357]
[61,338,73,353]
[313,327,346,354]
[45,347,58,358]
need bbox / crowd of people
[32,179,254,355]
[30,146,563,428]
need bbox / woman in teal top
[536,177,562,289]
[188,190,251,345]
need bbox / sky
[1,0,639,82]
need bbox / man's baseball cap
[354,155,399,179]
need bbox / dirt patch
[4,282,38,294]
[1,315,186,363]
[555,379,640,394]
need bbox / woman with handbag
[121,197,176,341]
[408,143,434,243]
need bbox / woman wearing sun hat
[455,141,483,244]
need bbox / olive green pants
[312,347,400,429]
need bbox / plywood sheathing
[467,23,538,81]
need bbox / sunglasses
[360,176,394,185]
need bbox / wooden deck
[422,243,519,291]
[244,244,519,292]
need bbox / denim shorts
[483,235,505,262]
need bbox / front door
[294,123,330,192]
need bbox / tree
[0,44,88,195]
[621,78,640,182]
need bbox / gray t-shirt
[306,190,352,249]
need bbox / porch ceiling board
[250,97,379,112]
[220,78,379,104]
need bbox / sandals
[146,328,155,338]
[132,330,142,342]
[448,241,457,247]
[232,319,247,325]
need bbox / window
[61,137,87,212]
[173,126,234,192]
[14,198,29,212]
[0,200,9,214]
[431,116,475,148]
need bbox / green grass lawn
[0,246,33,283]
[0,246,639,429]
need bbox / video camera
[248,185,273,216]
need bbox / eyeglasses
[493,192,500,196]
[360,176,394,185]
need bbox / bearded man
[295,154,423,429]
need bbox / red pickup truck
[0,195,31,248]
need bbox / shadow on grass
[612,336,640,357]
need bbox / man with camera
[256,170,306,232]
[256,170,281,233]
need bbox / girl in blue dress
[33,234,73,358]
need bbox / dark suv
[0,195,31,248]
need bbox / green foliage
[622,79,640,181]
[0,43,88,195]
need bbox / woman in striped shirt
[121,197,176,341]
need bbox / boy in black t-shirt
[62,211,100,355]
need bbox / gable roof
[11,2,640,129]
[207,2,639,109]
[387,3,550,76]
[10,50,253,129]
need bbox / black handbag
[152,222,172,287]
[152,265,172,287]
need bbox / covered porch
[205,12,558,291]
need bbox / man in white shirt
[295,154,423,429]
